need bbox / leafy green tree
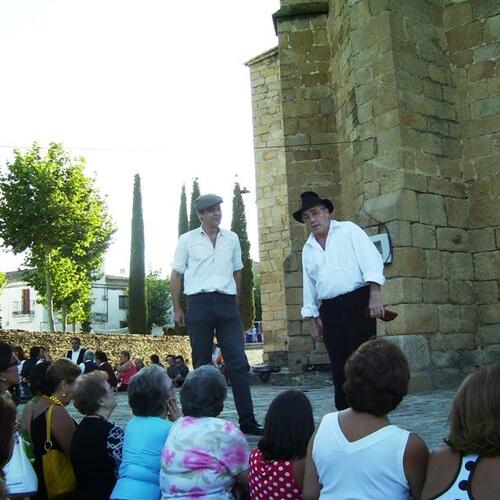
[0,142,114,331]
[231,182,254,331]
[178,184,189,236]
[146,271,171,330]
[128,174,148,333]
[189,178,201,231]
[26,250,93,331]
[0,272,5,291]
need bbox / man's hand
[310,317,323,341]
[368,283,385,319]
[174,308,186,328]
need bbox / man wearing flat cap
[171,193,263,435]
[294,191,386,410]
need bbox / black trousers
[186,292,255,426]
[320,286,375,410]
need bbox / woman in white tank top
[422,365,500,500]
[303,338,429,499]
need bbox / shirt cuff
[363,273,385,286]
[301,305,320,318]
[171,264,185,274]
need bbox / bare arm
[305,317,323,341]
[404,433,429,500]
[170,270,185,327]
[302,430,321,500]
[233,270,242,303]
[293,457,307,489]
[368,282,385,319]
[51,406,76,456]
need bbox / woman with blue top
[111,364,181,500]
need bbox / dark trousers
[186,292,255,426]
[320,286,375,410]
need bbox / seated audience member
[303,338,429,500]
[39,347,52,362]
[0,397,17,500]
[21,360,51,435]
[111,365,181,500]
[116,351,137,392]
[21,346,41,382]
[95,350,118,388]
[422,364,500,500]
[79,350,98,374]
[0,342,19,401]
[150,354,164,368]
[29,358,81,500]
[13,345,27,368]
[160,365,250,499]
[167,355,189,388]
[249,389,315,499]
[71,371,124,500]
[134,357,145,371]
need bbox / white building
[0,271,129,333]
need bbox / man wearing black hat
[294,191,386,410]
[170,193,263,435]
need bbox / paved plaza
[68,383,456,451]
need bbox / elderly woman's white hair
[180,365,227,418]
[128,364,174,417]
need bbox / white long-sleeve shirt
[301,220,385,318]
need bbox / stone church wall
[247,0,500,389]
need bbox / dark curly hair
[446,365,500,457]
[343,338,410,416]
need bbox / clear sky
[0,0,280,277]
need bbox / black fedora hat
[293,191,334,223]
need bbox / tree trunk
[61,304,68,332]
[44,246,55,332]
[72,320,76,333]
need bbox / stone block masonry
[248,0,500,388]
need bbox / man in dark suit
[66,337,86,365]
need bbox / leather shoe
[240,421,264,436]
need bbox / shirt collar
[305,220,339,249]
[199,226,225,237]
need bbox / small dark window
[119,295,128,310]
[22,289,30,314]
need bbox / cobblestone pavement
[67,383,455,451]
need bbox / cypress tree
[176,183,188,334]
[128,174,148,333]
[231,182,255,331]
[189,178,201,231]
[178,184,189,236]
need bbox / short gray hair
[128,365,173,417]
[83,350,95,362]
[180,365,227,418]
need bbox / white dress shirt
[172,227,243,295]
[301,220,385,318]
[70,348,81,364]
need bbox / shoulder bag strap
[44,404,54,451]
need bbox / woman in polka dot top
[248,390,315,500]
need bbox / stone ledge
[272,2,329,33]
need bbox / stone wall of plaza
[247,0,500,390]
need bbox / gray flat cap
[194,194,223,212]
